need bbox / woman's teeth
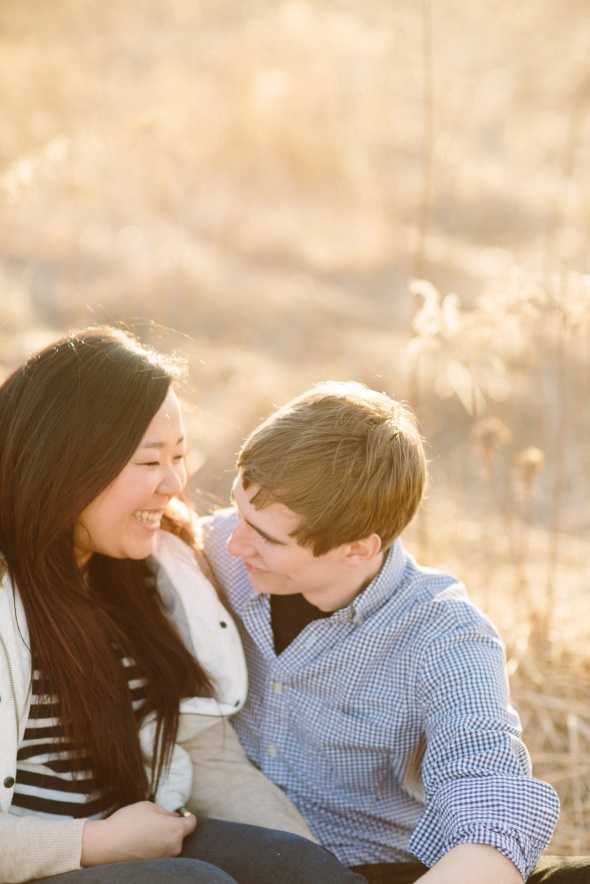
[133,510,162,524]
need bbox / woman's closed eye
[135,454,185,468]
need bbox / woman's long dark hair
[0,327,211,809]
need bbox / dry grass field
[1,0,589,855]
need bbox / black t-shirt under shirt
[270,593,330,655]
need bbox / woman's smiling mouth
[133,509,164,528]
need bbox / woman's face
[74,389,187,566]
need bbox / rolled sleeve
[409,775,560,879]
[410,604,560,878]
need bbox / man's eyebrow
[244,517,287,546]
[138,435,185,450]
[230,487,287,545]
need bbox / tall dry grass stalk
[405,274,590,852]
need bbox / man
[200,381,584,883]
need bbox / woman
[0,327,366,884]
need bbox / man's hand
[418,844,523,884]
[81,801,197,867]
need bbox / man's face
[227,472,352,611]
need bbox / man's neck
[303,549,387,613]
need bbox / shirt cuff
[408,776,560,880]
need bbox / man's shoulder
[377,542,467,609]
[373,545,499,642]
[197,507,237,548]
[199,505,237,529]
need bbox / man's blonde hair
[237,381,427,556]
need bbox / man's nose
[227,521,256,557]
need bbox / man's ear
[343,533,382,566]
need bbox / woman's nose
[159,461,187,496]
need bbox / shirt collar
[327,538,408,623]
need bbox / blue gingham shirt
[200,509,559,879]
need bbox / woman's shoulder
[154,527,201,573]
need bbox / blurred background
[1,0,589,854]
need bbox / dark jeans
[350,855,590,883]
[33,817,368,884]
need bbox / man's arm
[409,598,559,880]
[419,844,522,884]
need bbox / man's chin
[243,564,270,590]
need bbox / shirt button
[272,681,283,693]
[267,744,278,757]
[3,777,15,788]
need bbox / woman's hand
[81,801,197,867]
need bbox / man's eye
[141,461,160,468]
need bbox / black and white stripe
[10,656,147,820]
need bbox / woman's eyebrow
[138,435,185,450]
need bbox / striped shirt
[10,654,147,820]
[201,508,560,880]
